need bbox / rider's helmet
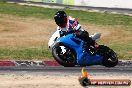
[54,11,67,28]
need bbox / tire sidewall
[52,42,76,67]
[98,45,118,67]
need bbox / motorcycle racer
[48,11,118,67]
[48,11,98,51]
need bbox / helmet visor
[55,17,67,27]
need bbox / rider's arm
[69,17,84,32]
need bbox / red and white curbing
[0,60,61,67]
[43,61,60,66]
[0,61,15,66]
[0,60,131,67]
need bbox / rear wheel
[97,45,118,67]
[52,42,76,67]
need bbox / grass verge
[0,48,52,60]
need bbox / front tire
[52,42,76,67]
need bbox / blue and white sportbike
[48,31,118,67]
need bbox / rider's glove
[73,24,81,31]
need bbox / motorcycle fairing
[56,34,103,66]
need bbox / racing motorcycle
[48,31,118,67]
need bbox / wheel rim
[55,45,76,64]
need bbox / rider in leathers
[48,11,96,51]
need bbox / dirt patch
[0,14,55,48]
[0,14,131,48]
[83,24,132,43]
[0,74,131,88]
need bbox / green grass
[0,48,52,60]
[108,41,132,59]
[0,2,132,26]
[0,2,131,60]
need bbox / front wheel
[97,45,118,67]
[52,42,76,67]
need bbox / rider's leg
[76,30,95,46]
[76,30,96,55]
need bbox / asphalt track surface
[0,65,131,76]
[0,61,131,88]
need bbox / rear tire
[52,42,76,67]
[97,45,118,67]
